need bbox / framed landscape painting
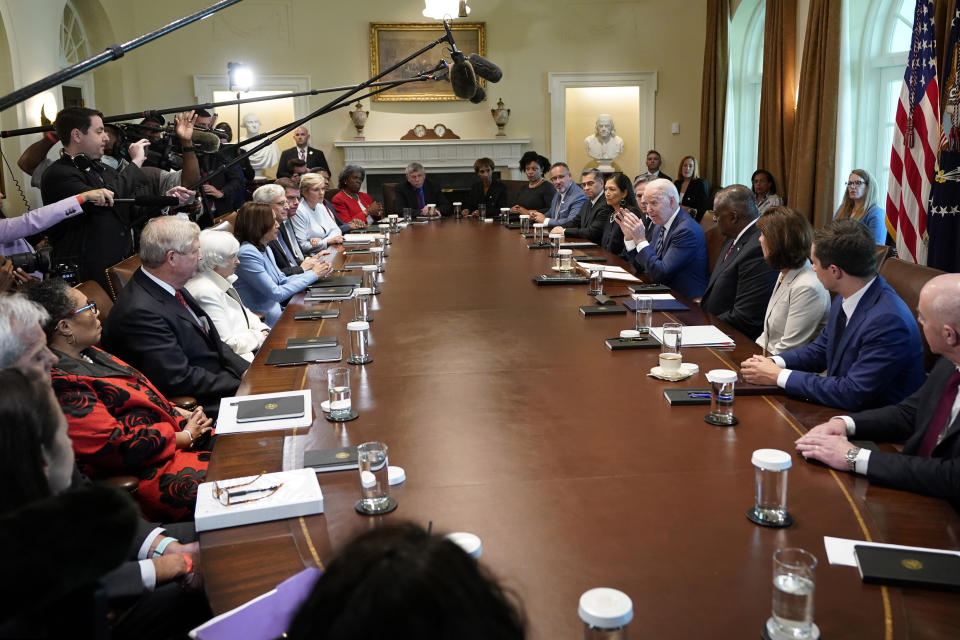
[369,22,486,102]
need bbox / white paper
[216,390,313,434]
[644,293,677,301]
[823,535,960,567]
[194,468,323,532]
[575,262,628,273]
[342,233,385,243]
[649,325,735,346]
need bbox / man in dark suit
[642,149,672,182]
[796,274,960,509]
[619,178,708,300]
[395,161,452,216]
[276,126,330,178]
[699,185,778,339]
[102,216,249,414]
[741,219,925,411]
[557,168,610,243]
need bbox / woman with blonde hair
[673,155,709,221]
[834,168,886,244]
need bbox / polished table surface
[201,219,960,639]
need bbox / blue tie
[655,227,666,257]
[416,187,425,209]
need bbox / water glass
[356,442,396,514]
[371,246,385,272]
[427,203,437,216]
[519,214,530,234]
[705,369,737,425]
[327,367,352,420]
[749,449,792,527]
[361,264,379,291]
[500,207,510,224]
[478,204,487,219]
[588,268,604,295]
[352,287,372,321]
[402,207,413,222]
[388,214,399,232]
[533,222,546,243]
[550,230,563,256]
[557,248,573,271]
[453,201,462,219]
[579,588,633,640]
[632,295,653,333]
[347,320,372,364]
[661,322,682,355]
[769,548,818,640]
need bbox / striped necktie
[655,227,666,257]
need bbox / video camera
[8,247,80,286]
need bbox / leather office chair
[210,220,232,233]
[381,183,398,215]
[879,257,945,370]
[875,244,895,270]
[699,212,717,234]
[212,210,237,229]
[105,254,143,301]
[74,280,114,324]
[704,225,726,274]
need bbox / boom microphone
[469,85,486,104]
[441,18,481,100]
[164,126,222,153]
[114,195,180,207]
[467,54,502,83]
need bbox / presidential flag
[886,0,940,265]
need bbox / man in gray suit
[552,168,611,243]
[530,162,588,227]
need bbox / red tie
[299,148,306,162]
[917,370,960,457]
[176,291,207,334]
[722,241,735,261]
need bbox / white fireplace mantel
[333,138,530,179]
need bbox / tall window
[843,0,911,197]
[722,0,765,187]
[59,2,89,67]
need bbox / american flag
[886,0,940,265]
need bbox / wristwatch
[845,447,861,472]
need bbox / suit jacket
[755,262,830,355]
[850,357,960,509]
[101,269,249,414]
[626,208,709,300]
[562,196,611,243]
[545,182,588,227]
[184,270,270,362]
[395,179,452,216]
[675,177,710,221]
[269,238,304,276]
[779,275,925,411]
[464,180,508,214]
[234,242,318,326]
[276,146,329,178]
[699,223,778,340]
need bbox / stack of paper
[574,262,641,282]
[649,325,735,347]
[342,233,385,243]
[217,390,313,434]
[194,468,323,532]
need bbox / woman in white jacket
[185,229,270,362]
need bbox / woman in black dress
[464,157,508,217]
[510,151,555,216]
[673,155,709,222]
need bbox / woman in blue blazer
[233,202,331,326]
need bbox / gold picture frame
[369,22,486,102]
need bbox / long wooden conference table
[201,219,960,639]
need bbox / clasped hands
[613,209,647,244]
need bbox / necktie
[655,227,666,257]
[225,287,250,329]
[833,308,847,351]
[176,290,207,334]
[299,148,306,162]
[416,187,425,209]
[722,240,735,261]
[917,370,960,457]
[282,222,304,262]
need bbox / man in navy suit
[618,178,708,300]
[795,274,960,509]
[394,162,452,217]
[102,216,249,414]
[532,162,587,228]
[741,219,924,412]
[700,185,778,339]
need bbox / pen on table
[687,393,712,398]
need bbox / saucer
[320,400,330,413]
[649,364,696,381]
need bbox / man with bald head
[277,126,330,178]
[617,178,708,300]
[699,184,778,339]
[796,274,960,507]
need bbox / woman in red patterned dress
[26,279,214,521]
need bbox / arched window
[722,0,765,187]
[841,0,911,197]
[59,1,90,67]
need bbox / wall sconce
[423,0,470,19]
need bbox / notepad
[649,325,734,347]
[216,390,313,435]
[622,295,689,312]
[235,394,305,423]
[265,346,343,366]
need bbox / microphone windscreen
[192,129,221,153]
[450,59,479,101]
[467,54,502,83]
[469,84,486,104]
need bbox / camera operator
[193,110,244,226]
[0,188,115,289]
[40,107,194,289]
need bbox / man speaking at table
[394,162,451,217]
[795,274,960,508]
[740,219,924,412]
[530,162,587,227]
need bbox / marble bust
[239,113,281,177]
[584,114,624,173]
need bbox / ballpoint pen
[687,393,712,398]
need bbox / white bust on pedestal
[584,114,624,174]
[239,112,281,178]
